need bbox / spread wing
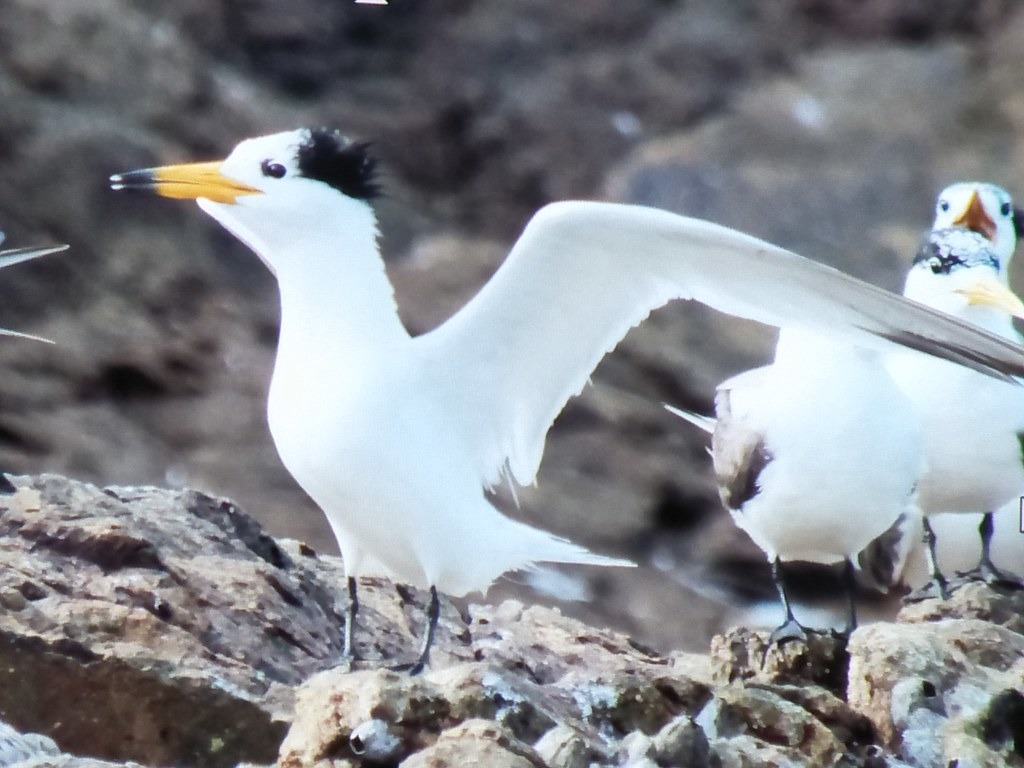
[416,201,1024,488]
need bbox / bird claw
[767,618,809,647]
[761,620,810,666]
[833,624,856,640]
[389,657,428,676]
[906,577,951,602]
[956,562,1024,590]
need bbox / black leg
[767,557,807,646]
[916,517,950,600]
[343,576,359,661]
[964,512,1022,587]
[407,585,440,676]
[841,558,858,635]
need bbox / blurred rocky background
[0,0,1022,653]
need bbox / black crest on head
[297,128,380,201]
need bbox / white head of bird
[110,128,400,355]
[931,182,1019,275]
[903,227,1024,327]
[111,128,381,277]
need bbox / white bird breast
[731,333,922,564]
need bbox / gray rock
[348,719,402,763]
[848,616,1024,765]
[532,724,589,768]
[0,473,1018,768]
[0,719,59,765]
[0,474,467,767]
[277,603,713,767]
[397,719,543,768]
[709,627,850,694]
[898,579,1024,634]
[0,718,146,767]
[651,715,711,767]
[697,685,846,766]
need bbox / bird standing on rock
[670,221,1024,644]
[666,332,923,643]
[887,182,1024,597]
[111,129,1024,671]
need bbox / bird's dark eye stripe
[261,160,287,179]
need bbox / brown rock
[765,684,875,752]
[398,719,543,768]
[278,602,713,767]
[2,473,1023,768]
[898,579,1024,634]
[650,714,711,767]
[697,685,845,766]
[709,627,849,694]
[847,617,1024,764]
[532,724,590,768]
[0,474,462,767]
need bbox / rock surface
[0,474,463,766]
[0,474,1021,768]
[2,2,1024,653]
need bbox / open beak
[952,190,997,241]
[110,161,262,204]
[955,277,1024,319]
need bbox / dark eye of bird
[1001,201,1013,217]
[261,160,287,179]
[929,258,943,274]
[939,200,950,212]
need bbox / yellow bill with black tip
[955,277,1024,319]
[110,161,262,204]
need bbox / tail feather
[525,532,636,569]
[429,507,634,597]
[501,516,636,571]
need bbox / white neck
[204,196,411,359]
[272,220,410,359]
